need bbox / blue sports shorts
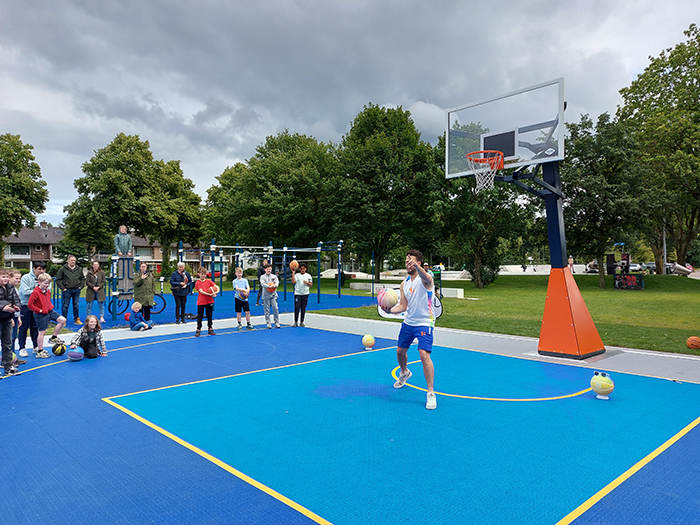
[35,310,61,332]
[398,323,433,353]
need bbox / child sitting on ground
[69,315,107,358]
[27,273,67,358]
[129,302,153,331]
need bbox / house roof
[3,225,64,244]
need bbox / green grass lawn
[320,275,700,356]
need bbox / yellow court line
[105,345,395,400]
[556,412,700,524]
[392,361,593,401]
[103,398,333,525]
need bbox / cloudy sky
[1,0,698,225]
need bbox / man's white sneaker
[393,369,412,389]
[426,392,437,410]
[19,349,28,358]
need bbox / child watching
[27,273,66,358]
[194,267,219,337]
[10,271,23,353]
[69,315,107,358]
[232,267,254,331]
[129,302,153,331]
[259,264,280,329]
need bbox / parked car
[628,263,642,272]
[645,262,656,273]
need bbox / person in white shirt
[386,249,437,410]
[292,263,312,327]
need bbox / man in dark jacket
[169,262,192,324]
[55,255,86,325]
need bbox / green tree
[64,133,202,269]
[331,104,437,280]
[618,24,700,266]
[0,134,49,264]
[204,131,337,250]
[561,113,642,287]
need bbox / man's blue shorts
[35,310,61,332]
[398,323,433,353]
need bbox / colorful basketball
[590,371,614,399]
[67,347,84,362]
[377,288,399,311]
[240,290,249,299]
[362,334,375,349]
[290,260,299,271]
[686,336,700,349]
[12,351,18,363]
[52,342,67,356]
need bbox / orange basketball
[687,336,700,349]
[267,283,277,293]
[289,260,299,271]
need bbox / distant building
[2,222,229,275]
[2,221,63,269]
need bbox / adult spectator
[55,255,86,325]
[169,262,192,324]
[17,260,45,357]
[85,261,106,324]
[114,225,132,256]
[134,262,156,321]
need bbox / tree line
[1,24,698,288]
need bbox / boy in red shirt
[28,273,67,358]
[194,267,219,337]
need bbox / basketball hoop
[465,150,504,192]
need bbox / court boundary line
[103,397,334,525]
[556,413,700,524]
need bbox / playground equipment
[108,256,166,319]
[446,78,605,360]
[209,240,345,303]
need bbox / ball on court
[52,342,67,356]
[686,336,700,349]
[12,351,18,363]
[377,288,398,311]
[590,371,614,399]
[67,347,84,362]
[362,334,375,348]
[289,260,299,271]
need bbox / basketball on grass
[687,336,700,349]
[377,288,398,311]
[289,260,299,271]
[52,342,67,356]
[362,334,375,348]
[67,347,84,362]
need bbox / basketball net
[465,150,504,192]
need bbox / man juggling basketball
[386,249,437,410]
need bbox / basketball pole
[538,161,605,360]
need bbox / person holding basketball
[387,249,437,410]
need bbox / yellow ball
[591,372,615,398]
[362,334,375,348]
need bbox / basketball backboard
[446,78,564,179]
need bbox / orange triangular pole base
[538,268,605,360]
